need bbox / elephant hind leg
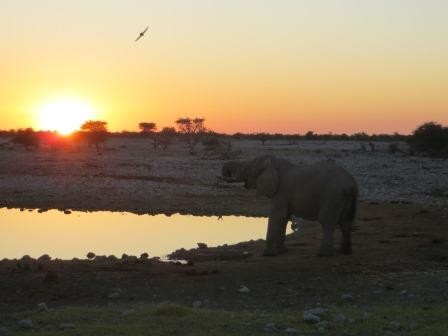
[338,217,352,254]
[317,204,342,257]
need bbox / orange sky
[1,0,447,134]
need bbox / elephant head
[221,156,279,198]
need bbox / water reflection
[0,209,291,259]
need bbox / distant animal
[135,27,149,42]
[220,155,358,257]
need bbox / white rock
[37,302,48,312]
[340,293,353,301]
[316,320,329,329]
[264,322,276,330]
[388,321,401,331]
[303,312,321,323]
[333,313,347,323]
[108,292,121,299]
[18,319,33,329]
[285,327,299,334]
[192,300,202,308]
[238,285,250,293]
[59,323,75,330]
[304,308,326,316]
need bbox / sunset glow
[36,99,94,135]
[1,1,447,134]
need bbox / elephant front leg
[263,207,288,256]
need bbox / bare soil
[0,138,447,317]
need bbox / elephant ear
[256,157,279,198]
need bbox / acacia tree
[175,117,206,148]
[138,122,157,134]
[80,120,108,154]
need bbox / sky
[1,0,447,134]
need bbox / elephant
[220,155,358,256]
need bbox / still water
[0,208,291,259]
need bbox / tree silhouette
[408,122,448,157]
[138,122,157,134]
[175,117,206,148]
[80,120,108,154]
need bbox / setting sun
[36,99,95,135]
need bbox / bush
[12,128,39,150]
[201,135,220,148]
[408,122,448,157]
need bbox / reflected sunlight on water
[0,209,291,259]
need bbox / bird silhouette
[135,27,149,42]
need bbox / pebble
[333,313,347,323]
[285,327,299,334]
[316,320,329,330]
[192,300,202,308]
[18,319,33,329]
[304,307,326,316]
[340,293,354,301]
[59,323,75,330]
[388,321,402,331]
[264,322,276,330]
[303,311,321,323]
[37,302,48,312]
[238,285,250,293]
[108,292,121,299]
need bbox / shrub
[12,128,39,150]
[408,122,448,157]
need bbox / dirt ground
[0,138,447,323]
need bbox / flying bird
[135,27,149,42]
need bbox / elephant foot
[317,246,335,257]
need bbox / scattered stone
[197,243,208,249]
[333,313,347,323]
[140,253,149,260]
[59,323,75,330]
[285,327,299,334]
[264,322,276,331]
[316,320,330,330]
[86,252,95,259]
[341,293,353,301]
[121,309,136,316]
[37,302,48,312]
[388,321,402,331]
[304,308,326,316]
[303,311,321,323]
[348,318,356,323]
[63,210,72,215]
[400,290,408,295]
[362,312,372,320]
[108,291,121,299]
[18,319,33,329]
[238,285,250,293]
[192,300,202,308]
